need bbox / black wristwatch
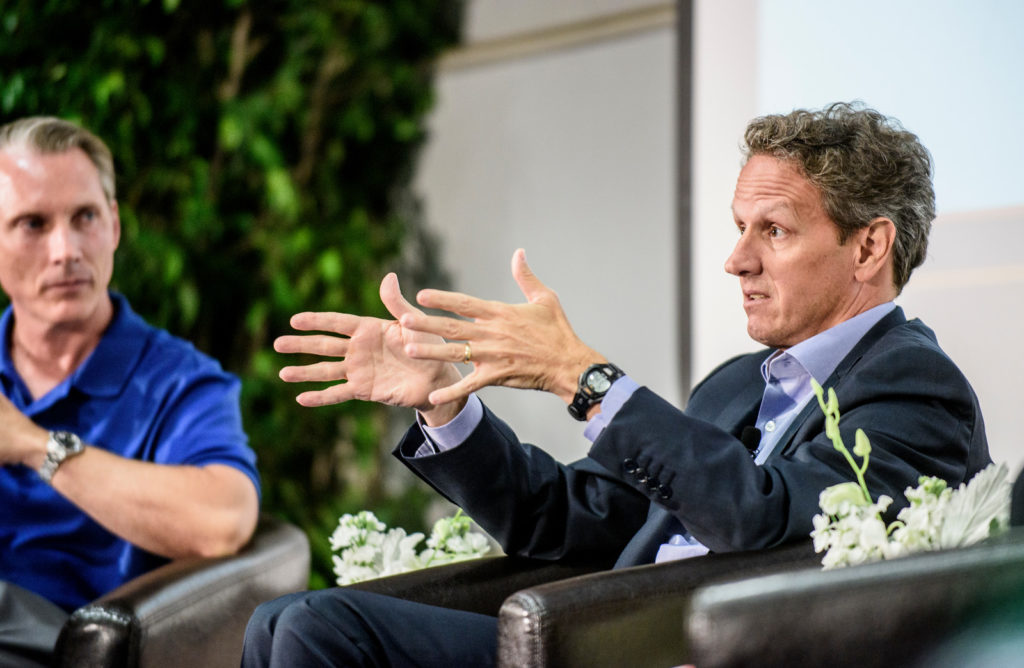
[39,430,85,484]
[568,363,625,421]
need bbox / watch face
[54,432,76,449]
[586,369,612,394]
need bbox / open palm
[274,273,461,414]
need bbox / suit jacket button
[634,467,648,484]
[645,478,660,491]
[657,484,673,500]
[623,458,639,474]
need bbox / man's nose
[724,231,760,276]
[48,222,82,264]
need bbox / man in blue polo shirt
[0,116,260,667]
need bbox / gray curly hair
[0,116,116,201]
[742,102,934,292]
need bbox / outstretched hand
[400,248,603,407]
[274,273,465,424]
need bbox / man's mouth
[45,278,91,291]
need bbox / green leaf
[1,0,464,589]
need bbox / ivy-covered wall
[0,0,463,587]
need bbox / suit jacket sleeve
[394,407,651,565]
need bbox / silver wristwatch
[39,430,85,483]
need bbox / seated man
[0,117,260,667]
[244,102,990,667]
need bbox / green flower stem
[812,380,872,504]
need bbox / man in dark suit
[243,102,990,666]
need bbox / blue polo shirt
[0,293,260,611]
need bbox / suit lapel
[775,307,908,458]
[698,350,772,438]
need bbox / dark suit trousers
[0,580,68,668]
[242,588,498,667]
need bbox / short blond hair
[0,116,116,201]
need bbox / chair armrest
[497,539,819,668]
[53,514,310,668]
[345,555,611,617]
[687,528,1024,668]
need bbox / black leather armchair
[686,528,1024,668]
[52,513,310,668]
[347,539,821,667]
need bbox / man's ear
[853,217,895,284]
[109,199,121,250]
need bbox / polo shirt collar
[0,292,149,403]
[71,293,149,398]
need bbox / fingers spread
[405,341,472,364]
[296,384,355,407]
[511,248,550,303]
[289,311,363,335]
[274,334,349,357]
[427,375,478,406]
[279,360,347,383]
[380,273,420,321]
[415,288,495,319]
[400,311,475,341]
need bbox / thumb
[379,273,419,321]
[511,248,550,303]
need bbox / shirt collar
[0,292,150,403]
[761,302,896,385]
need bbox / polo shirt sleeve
[149,365,261,498]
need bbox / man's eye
[72,209,99,227]
[768,226,784,238]
[19,217,45,231]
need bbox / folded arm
[0,393,258,559]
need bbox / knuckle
[442,319,462,338]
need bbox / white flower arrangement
[330,509,491,585]
[809,379,1011,570]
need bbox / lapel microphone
[740,426,762,453]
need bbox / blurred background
[2,0,1021,587]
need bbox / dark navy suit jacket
[396,308,991,568]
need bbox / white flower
[330,509,491,585]
[813,464,1011,570]
[936,463,1011,549]
[819,481,871,516]
[809,382,1011,570]
[379,529,425,576]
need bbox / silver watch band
[39,430,85,483]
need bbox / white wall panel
[415,24,677,462]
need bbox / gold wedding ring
[463,342,472,364]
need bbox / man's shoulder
[100,294,235,387]
[852,313,950,367]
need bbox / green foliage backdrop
[0,0,463,587]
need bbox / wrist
[18,423,50,470]
[39,431,86,483]
[420,397,468,427]
[556,347,606,404]
[567,362,624,422]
